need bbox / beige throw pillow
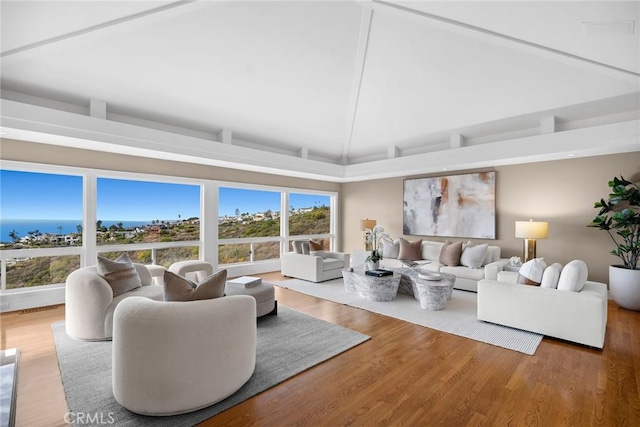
[439,241,463,266]
[163,269,227,302]
[97,254,142,297]
[309,240,324,251]
[398,238,422,261]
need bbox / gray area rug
[278,278,542,355]
[53,305,369,426]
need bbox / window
[97,178,200,245]
[289,193,330,236]
[1,170,83,289]
[1,170,83,249]
[218,187,281,264]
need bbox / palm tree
[57,226,64,235]
[76,224,83,234]
[8,230,19,243]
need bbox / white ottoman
[225,281,277,317]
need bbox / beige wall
[342,152,640,284]
[3,139,639,284]
[0,139,341,192]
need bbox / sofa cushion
[163,269,227,301]
[517,258,547,286]
[97,254,142,297]
[460,243,488,269]
[541,263,563,289]
[322,258,344,271]
[292,240,310,254]
[482,246,501,266]
[440,265,486,281]
[398,238,422,261]
[381,238,400,259]
[421,241,444,261]
[439,241,463,266]
[557,260,588,292]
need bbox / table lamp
[515,220,548,262]
[359,219,376,250]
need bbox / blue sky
[1,170,330,221]
[1,170,83,219]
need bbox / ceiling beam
[373,0,640,84]
[341,2,374,163]
[1,0,201,58]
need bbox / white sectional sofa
[477,271,607,348]
[379,239,509,292]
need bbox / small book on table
[365,269,393,277]
[227,276,262,288]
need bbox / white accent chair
[477,271,608,348]
[168,259,214,282]
[112,295,257,416]
[65,264,164,340]
[281,241,350,282]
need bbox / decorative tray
[417,271,442,281]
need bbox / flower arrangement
[365,225,387,263]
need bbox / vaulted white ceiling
[1,1,639,182]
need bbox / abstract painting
[403,171,495,239]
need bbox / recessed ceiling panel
[347,6,639,158]
[1,1,364,156]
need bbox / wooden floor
[2,271,639,426]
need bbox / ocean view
[0,219,151,244]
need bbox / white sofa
[379,240,509,292]
[112,295,257,415]
[65,263,164,340]
[477,271,607,348]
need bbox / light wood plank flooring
[1,271,639,426]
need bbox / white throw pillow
[460,243,488,269]
[381,238,400,259]
[517,257,547,286]
[557,260,588,292]
[540,263,563,289]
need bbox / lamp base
[522,239,537,262]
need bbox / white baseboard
[0,286,65,313]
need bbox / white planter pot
[366,261,380,271]
[609,265,640,311]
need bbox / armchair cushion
[97,254,141,297]
[163,270,227,302]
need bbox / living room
[1,1,640,426]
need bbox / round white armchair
[112,295,257,415]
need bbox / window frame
[0,161,338,301]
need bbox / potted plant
[365,225,386,270]
[589,176,640,311]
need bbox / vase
[609,265,640,311]
[366,260,380,271]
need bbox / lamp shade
[515,220,548,239]
[359,219,376,231]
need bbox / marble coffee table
[394,268,455,310]
[342,267,400,301]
